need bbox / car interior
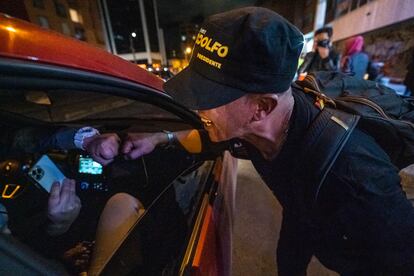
[0,87,219,275]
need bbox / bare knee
[106,192,144,213]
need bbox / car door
[0,56,237,276]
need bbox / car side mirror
[24,91,51,106]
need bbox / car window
[0,88,180,123]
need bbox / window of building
[305,0,314,7]
[61,22,71,35]
[37,16,49,29]
[336,0,351,17]
[69,8,83,24]
[351,0,359,10]
[329,0,373,21]
[33,0,45,9]
[54,1,67,18]
[67,0,78,5]
[74,27,86,41]
[325,0,337,23]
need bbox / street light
[185,47,192,54]
[129,32,137,64]
[184,46,192,63]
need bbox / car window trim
[0,57,203,128]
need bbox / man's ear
[252,94,278,121]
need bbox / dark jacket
[404,50,414,93]
[245,88,414,275]
[298,49,340,74]
[1,126,78,257]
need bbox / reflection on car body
[0,13,237,276]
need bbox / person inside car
[0,126,144,275]
[99,7,414,275]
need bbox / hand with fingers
[122,132,165,160]
[47,178,81,236]
[83,133,121,166]
[63,241,95,273]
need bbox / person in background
[341,35,369,79]
[366,54,383,81]
[297,26,340,76]
[404,48,414,96]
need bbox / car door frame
[0,57,203,128]
[0,56,236,276]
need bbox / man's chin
[205,128,238,142]
[206,131,223,143]
[208,133,233,143]
[209,136,222,143]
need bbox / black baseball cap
[164,7,304,110]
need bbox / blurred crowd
[297,26,414,96]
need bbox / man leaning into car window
[94,7,414,275]
[13,7,409,276]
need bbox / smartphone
[28,155,66,193]
[77,155,108,192]
[78,155,103,175]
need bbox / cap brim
[163,67,246,110]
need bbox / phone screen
[78,156,103,175]
[28,155,66,193]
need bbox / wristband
[74,127,100,150]
[162,130,176,148]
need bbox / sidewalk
[232,160,337,276]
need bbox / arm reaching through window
[122,130,203,160]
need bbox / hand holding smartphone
[28,155,66,193]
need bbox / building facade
[0,0,106,49]
[325,0,414,78]
[327,0,414,42]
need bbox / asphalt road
[232,160,338,276]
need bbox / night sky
[157,0,257,26]
[107,0,259,59]
[156,0,258,58]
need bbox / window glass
[33,0,45,9]
[54,1,67,18]
[336,0,351,17]
[61,22,71,35]
[0,89,180,123]
[74,27,86,41]
[69,8,83,24]
[325,0,336,23]
[37,16,49,29]
[351,0,359,11]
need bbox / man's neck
[244,95,294,161]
